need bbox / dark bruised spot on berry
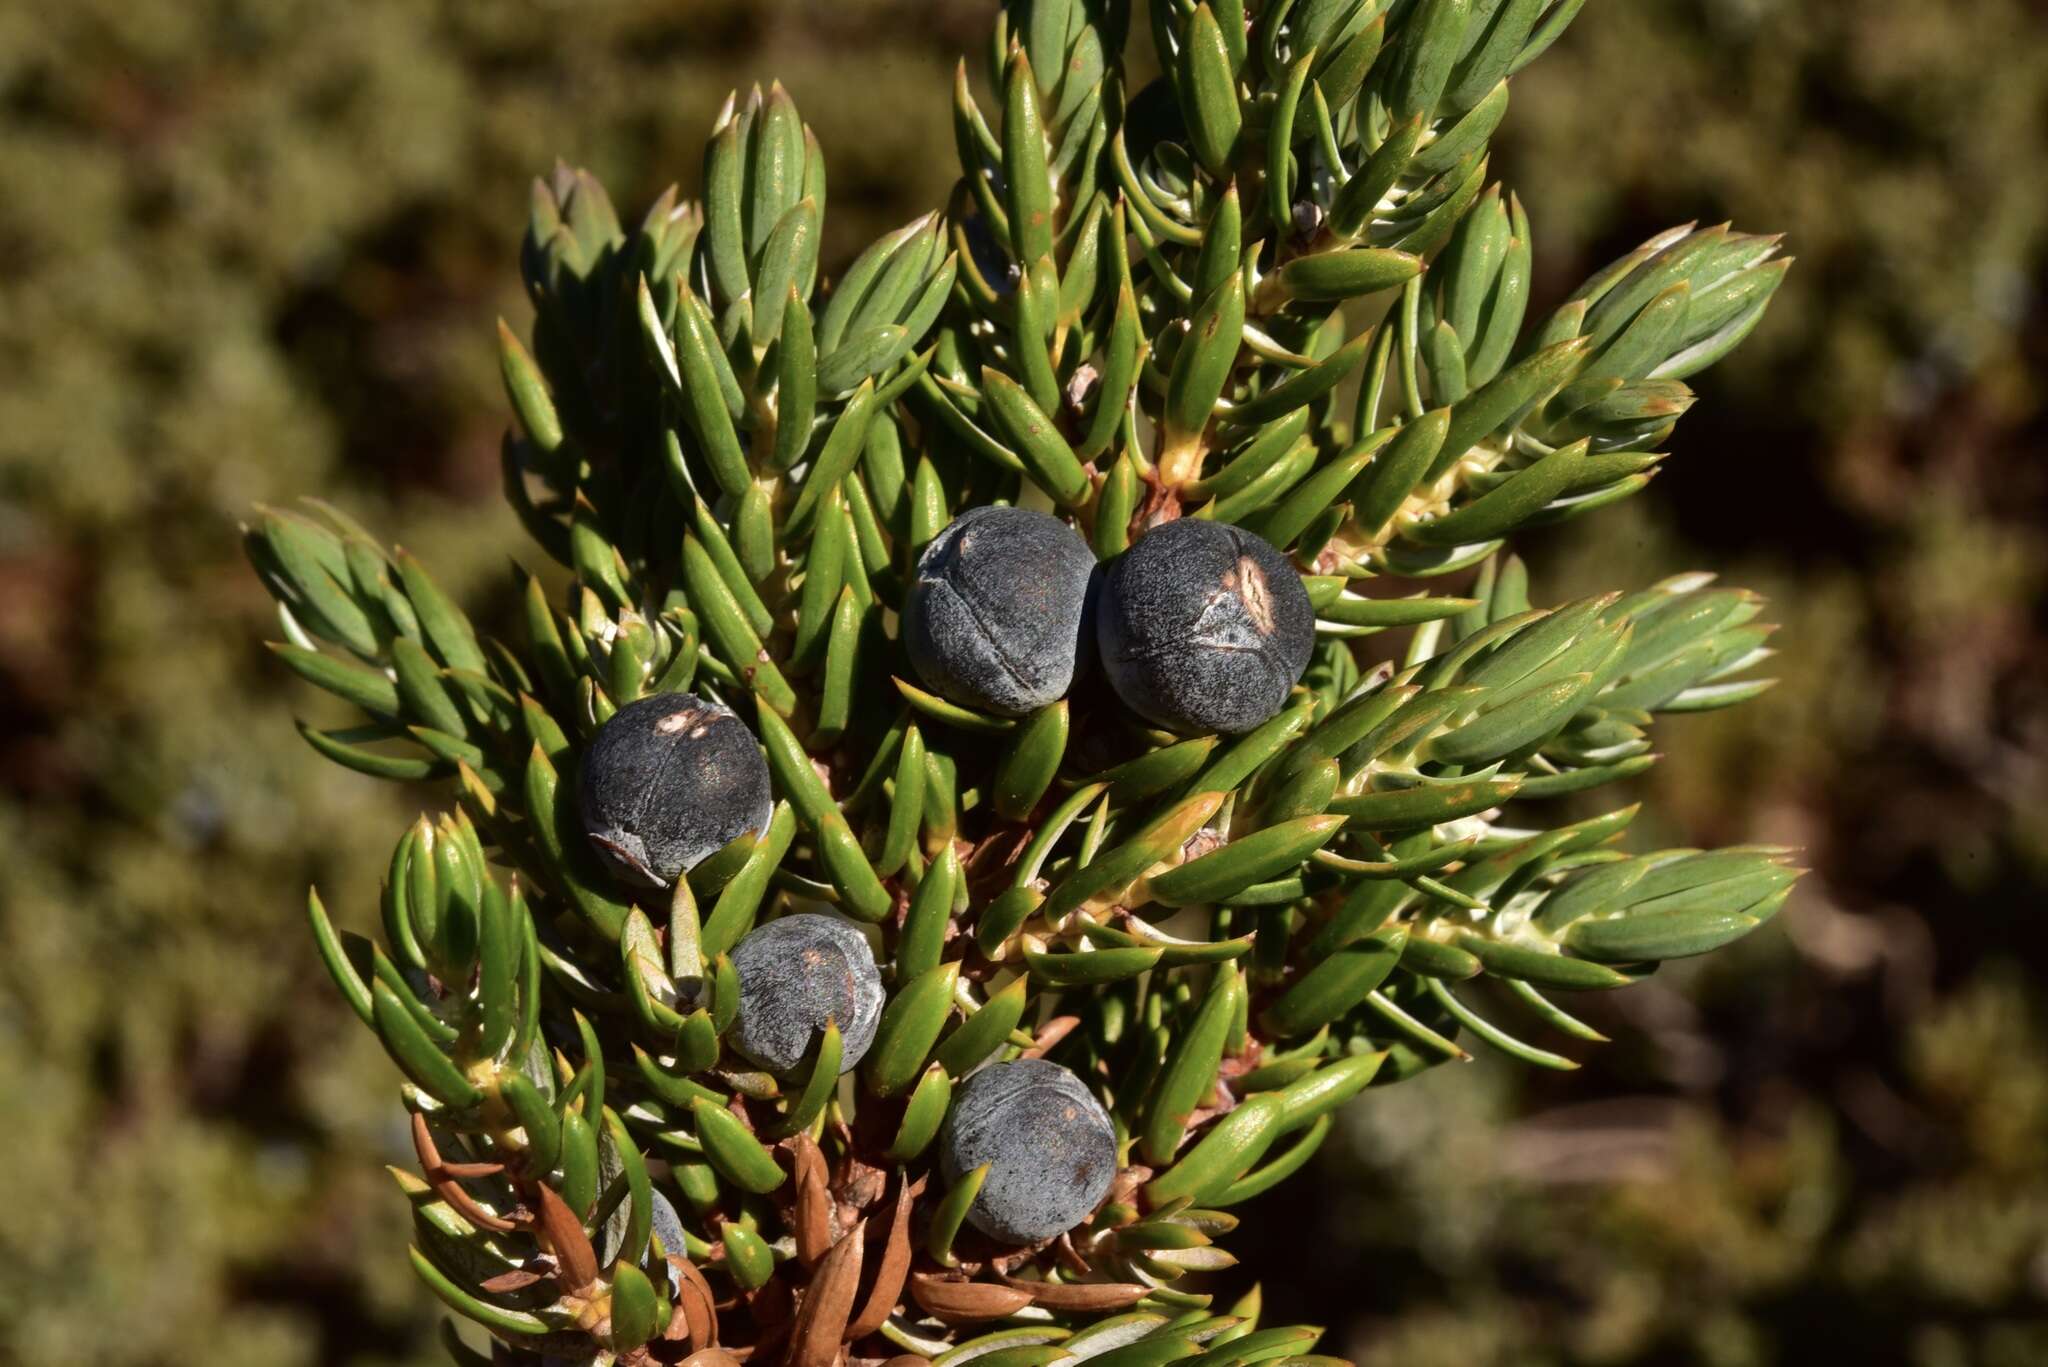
[904,505,1098,717]
[938,1058,1117,1245]
[729,913,884,1076]
[1096,519,1315,735]
[577,691,774,889]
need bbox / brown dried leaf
[1104,1166,1151,1210]
[432,1174,518,1233]
[1020,1015,1081,1060]
[986,1248,1030,1277]
[535,1183,599,1294]
[846,1170,919,1340]
[743,1279,796,1367]
[750,1276,796,1335]
[907,1272,1035,1323]
[793,1132,835,1268]
[408,1110,450,1169]
[476,1268,548,1294]
[411,1111,516,1233]
[1000,1277,1149,1312]
[833,1153,888,1215]
[668,1255,720,1348]
[790,1219,866,1367]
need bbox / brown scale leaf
[1217,1039,1265,1081]
[1183,1097,1235,1132]
[1135,476,1183,534]
[965,827,1033,888]
[790,1219,866,1367]
[1051,1231,1096,1278]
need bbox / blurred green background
[3,2,2045,1363]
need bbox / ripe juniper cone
[729,913,885,1076]
[577,691,774,887]
[904,505,1097,716]
[939,1059,1117,1245]
[1097,519,1315,735]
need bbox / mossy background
[3,2,2045,1363]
